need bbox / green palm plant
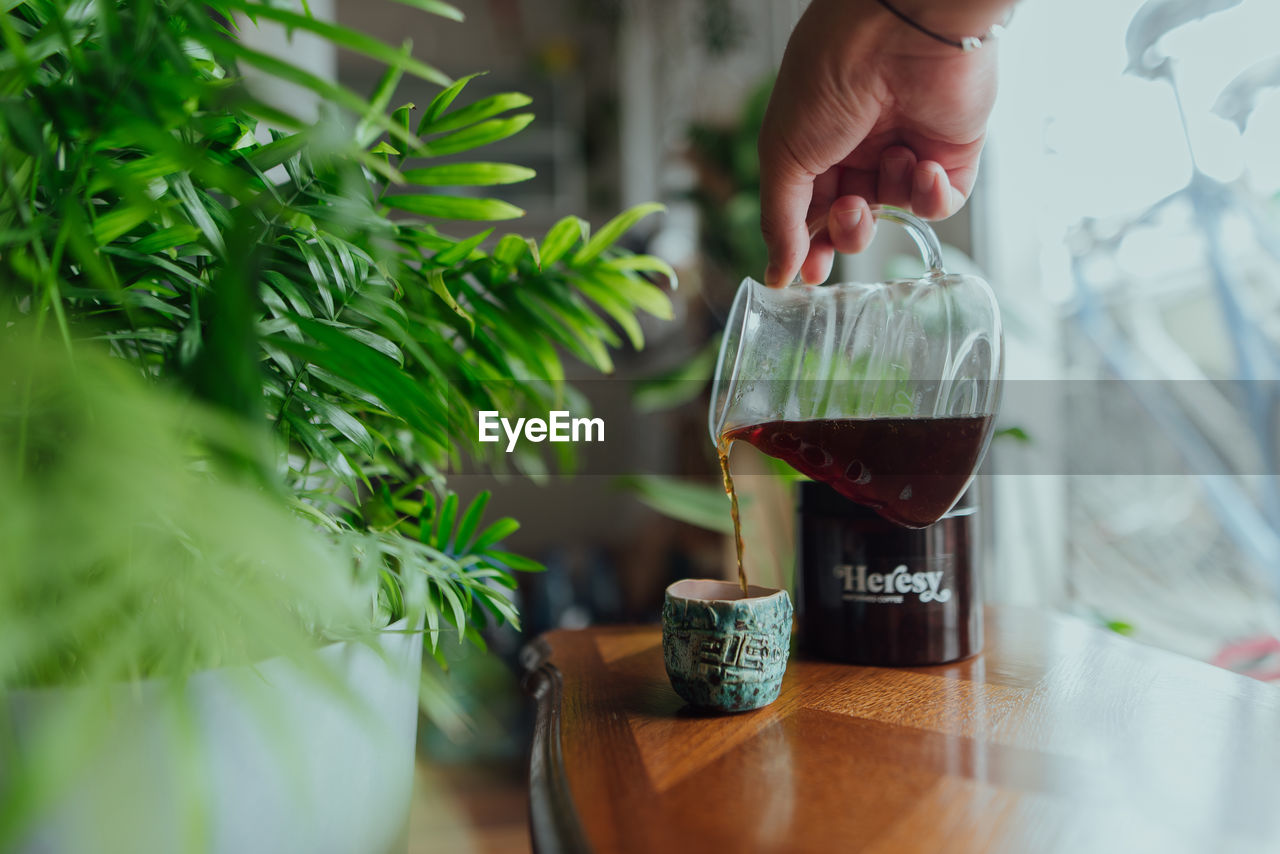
[1,0,672,645]
[1,0,673,842]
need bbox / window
[981,0,1280,663]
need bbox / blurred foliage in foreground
[0,335,363,685]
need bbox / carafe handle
[799,204,944,282]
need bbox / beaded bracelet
[875,0,1008,52]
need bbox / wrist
[869,0,1014,58]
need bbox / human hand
[758,0,1009,285]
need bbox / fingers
[877,146,917,207]
[758,157,816,287]
[910,160,965,220]
[763,143,976,284]
[874,147,967,220]
[797,193,870,283]
[816,156,962,266]
[939,158,980,213]
[827,195,875,255]
[799,241,835,284]
[796,170,839,284]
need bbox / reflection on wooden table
[523,606,1280,853]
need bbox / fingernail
[886,151,913,170]
[915,168,936,195]
[835,207,863,231]
[764,263,782,287]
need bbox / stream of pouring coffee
[717,439,749,595]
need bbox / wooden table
[520,606,1280,853]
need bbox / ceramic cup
[661,579,793,713]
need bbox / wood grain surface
[523,606,1280,854]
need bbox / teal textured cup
[662,579,793,713]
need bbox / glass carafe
[710,206,1003,528]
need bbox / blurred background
[247,0,1280,850]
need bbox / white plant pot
[6,618,423,854]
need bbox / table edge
[519,636,593,854]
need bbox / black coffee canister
[797,480,981,666]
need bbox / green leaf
[425,268,474,333]
[487,549,546,573]
[491,233,528,266]
[513,291,614,373]
[418,113,534,157]
[64,207,121,291]
[419,92,532,135]
[247,131,308,171]
[102,247,205,291]
[583,269,673,320]
[418,493,437,544]
[469,517,519,552]
[180,300,204,367]
[295,389,378,458]
[454,491,491,551]
[574,278,645,349]
[323,327,404,366]
[419,72,483,131]
[402,162,535,187]
[424,592,440,650]
[389,0,464,24]
[571,202,665,265]
[474,589,520,628]
[262,271,315,319]
[281,317,448,448]
[392,102,415,135]
[995,426,1032,443]
[0,99,42,156]
[602,253,679,291]
[433,228,493,266]
[524,238,541,269]
[88,152,186,195]
[380,570,406,622]
[93,204,153,245]
[129,224,202,254]
[384,194,523,221]
[540,215,588,266]
[464,568,519,589]
[616,475,738,534]
[172,177,227,254]
[307,366,384,410]
[435,580,469,641]
[462,624,488,652]
[433,492,458,549]
[283,411,360,493]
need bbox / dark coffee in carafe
[797,480,981,666]
[723,415,992,528]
